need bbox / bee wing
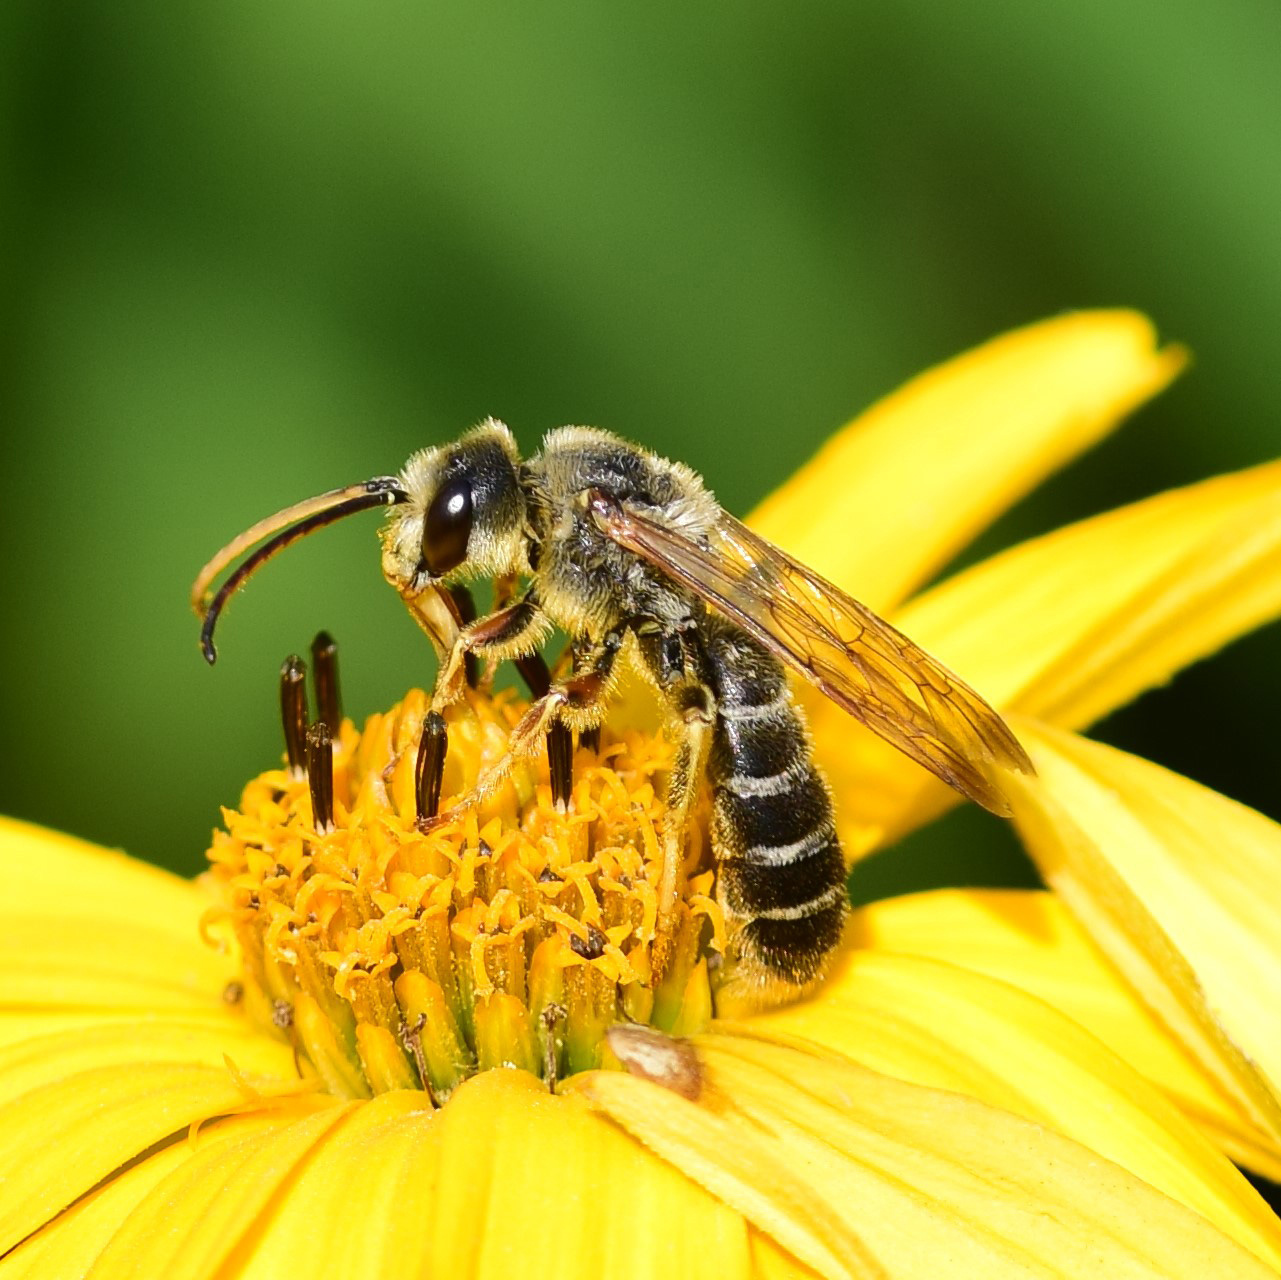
[589,492,1033,816]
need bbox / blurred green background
[2,0,1279,888]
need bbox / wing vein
[589,492,1032,816]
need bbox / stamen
[279,656,309,777]
[448,586,480,688]
[306,722,334,831]
[402,1015,433,1101]
[541,1003,566,1092]
[310,631,341,734]
[548,722,574,810]
[415,711,448,824]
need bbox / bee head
[381,418,528,593]
[192,418,528,664]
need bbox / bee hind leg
[652,693,715,978]
[634,623,718,979]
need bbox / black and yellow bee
[194,420,1030,1012]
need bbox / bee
[193,419,1031,1012]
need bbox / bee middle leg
[425,626,626,823]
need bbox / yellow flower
[4,312,1281,1278]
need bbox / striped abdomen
[704,621,847,997]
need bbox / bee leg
[509,649,573,809]
[445,584,480,689]
[431,591,548,711]
[571,640,602,754]
[635,624,718,977]
[653,691,715,977]
[425,627,625,825]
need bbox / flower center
[204,640,723,1102]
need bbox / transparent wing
[589,491,1033,816]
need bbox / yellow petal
[242,1070,757,1280]
[567,1069,882,1280]
[1,915,233,1012]
[0,1016,298,1107]
[843,889,1281,1182]
[0,1060,305,1253]
[1,815,231,1011]
[899,458,1281,727]
[3,814,209,938]
[0,1109,319,1280]
[421,1072,756,1280]
[0,1009,285,1056]
[215,1093,442,1280]
[810,458,1281,851]
[1007,721,1281,1161]
[749,310,1183,613]
[583,1035,1277,1280]
[751,1233,827,1280]
[0,1121,213,1280]
[746,951,1281,1271]
[85,1102,357,1279]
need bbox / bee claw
[414,805,460,834]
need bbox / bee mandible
[193,419,1032,1012]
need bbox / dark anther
[448,585,480,688]
[222,980,244,1006]
[548,721,574,810]
[537,864,561,883]
[570,924,607,960]
[310,631,341,734]
[415,711,448,824]
[279,655,309,776]
[515,651,552,700]
[306,722,334,831]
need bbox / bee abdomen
[705,630,847,990]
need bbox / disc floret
[205,683,723,1102]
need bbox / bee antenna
[194,477,407,664]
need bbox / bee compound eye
[421,476,474,576]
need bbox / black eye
[421,477,473,576]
